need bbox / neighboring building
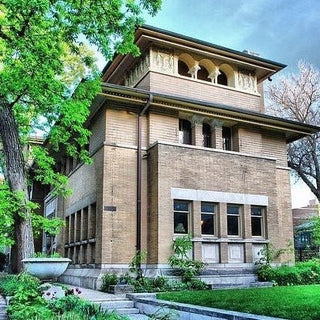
[293,200,319,261]
[39,26,319,288]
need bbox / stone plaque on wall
[238,69,257,93]
[152,48,174,74]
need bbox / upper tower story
[102,25,286,113]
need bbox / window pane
[227,205,239,215]
[179,119,192,145]
[222,127,232,150]
[203,123,211,147]
[174,212,188,234]
[227,216,239,235]
[251,207,262,216]
[201,213,214,235]
[174,201,189,211]
[201,203,215,213]
[252,216,262,236]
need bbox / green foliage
[0,274,128,320]
[312,216,320,246]
[31,252,62,258]
[31,213,65,237]
[255,243,286,266]
[129,250,147,278]
[0,0,161,263]
[158,285,320,320]
[168,235,206,282]
[100,272,119,292]
[257,259,320,286]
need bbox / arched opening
[178,60,191,77]
[202,123,211,147]
[179,119,192,144]
[218,70,228,86]
[197,67,210,82]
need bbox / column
[210,119,223,149]
[191,115,204,147]
[218,203,228,263]
[192,201,202,261]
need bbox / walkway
[0,295,7,320]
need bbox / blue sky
[143,0,319,208]
[144,0,320,74]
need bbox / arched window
[218,70,228,86]
[197,67,210,82]
[203,123,211,147]
[178,60,191,77]
[179,119,192,145]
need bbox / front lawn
[157,285,320,320]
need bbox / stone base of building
[59,263,258,290]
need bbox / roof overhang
[102,25,286,83]
[91,83,319,143]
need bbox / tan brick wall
[89,108,106,153]
[148,142,291,263]
[147,72,263,113]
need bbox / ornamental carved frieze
[125,53,150,87]
[237,69,257,93]
[152,48,174,74]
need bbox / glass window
[202,123,211,147]
[222,126,232,150]
[174,200,190,234]
[218,70,228,85]
[179,119,192,145]
[197,66,210,82]
[227,205,240,236]
[201,202,216,235]
[251,206,265,237]
[178,60,191,77]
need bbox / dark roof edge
[100,82,320,133]
[139,25,287,69]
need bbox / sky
[141,0,320,208]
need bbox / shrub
[257,259,320,286]
[100,272,119,292]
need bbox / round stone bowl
[22,258,71,280]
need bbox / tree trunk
[0,102,34,273]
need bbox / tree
[267,61,320,200]
[0,0,161,272]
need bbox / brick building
[43,26,319,288]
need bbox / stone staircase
[0,296,7,320]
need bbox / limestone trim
[171,187,269,206]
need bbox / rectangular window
[222,126,232,150]
[201,202,216,235]
[174,200,190,234]
[251,206,265,237]
[227,205,241,236]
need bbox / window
[227,205,241,236]
[197,66,210,82]
[178,60,191,77]
[251,206,265,237]
[218,70,228,85]
[174,200,190,234]
[202,123,211,147]
[222,126,232,150]
[201,202,216,235]
[179,119,192,145]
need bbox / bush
[257,259,320,286]
[100,272,119,292]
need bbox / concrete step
[126,314,150,320]
[100,300,134,309]
[116,307,140,315]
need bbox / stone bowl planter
[22,258,71,280]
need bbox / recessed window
[179,119,192,145]
[227,205,241,236]
[222,126,232,150]
[202,123,211,147]
[201,202,216,235]
[197,66,210,82]
[218,70,228,86]
[174,200,190,234]
[251,206,265,237]
[178,60,191,77]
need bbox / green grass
[157,285,320,320]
